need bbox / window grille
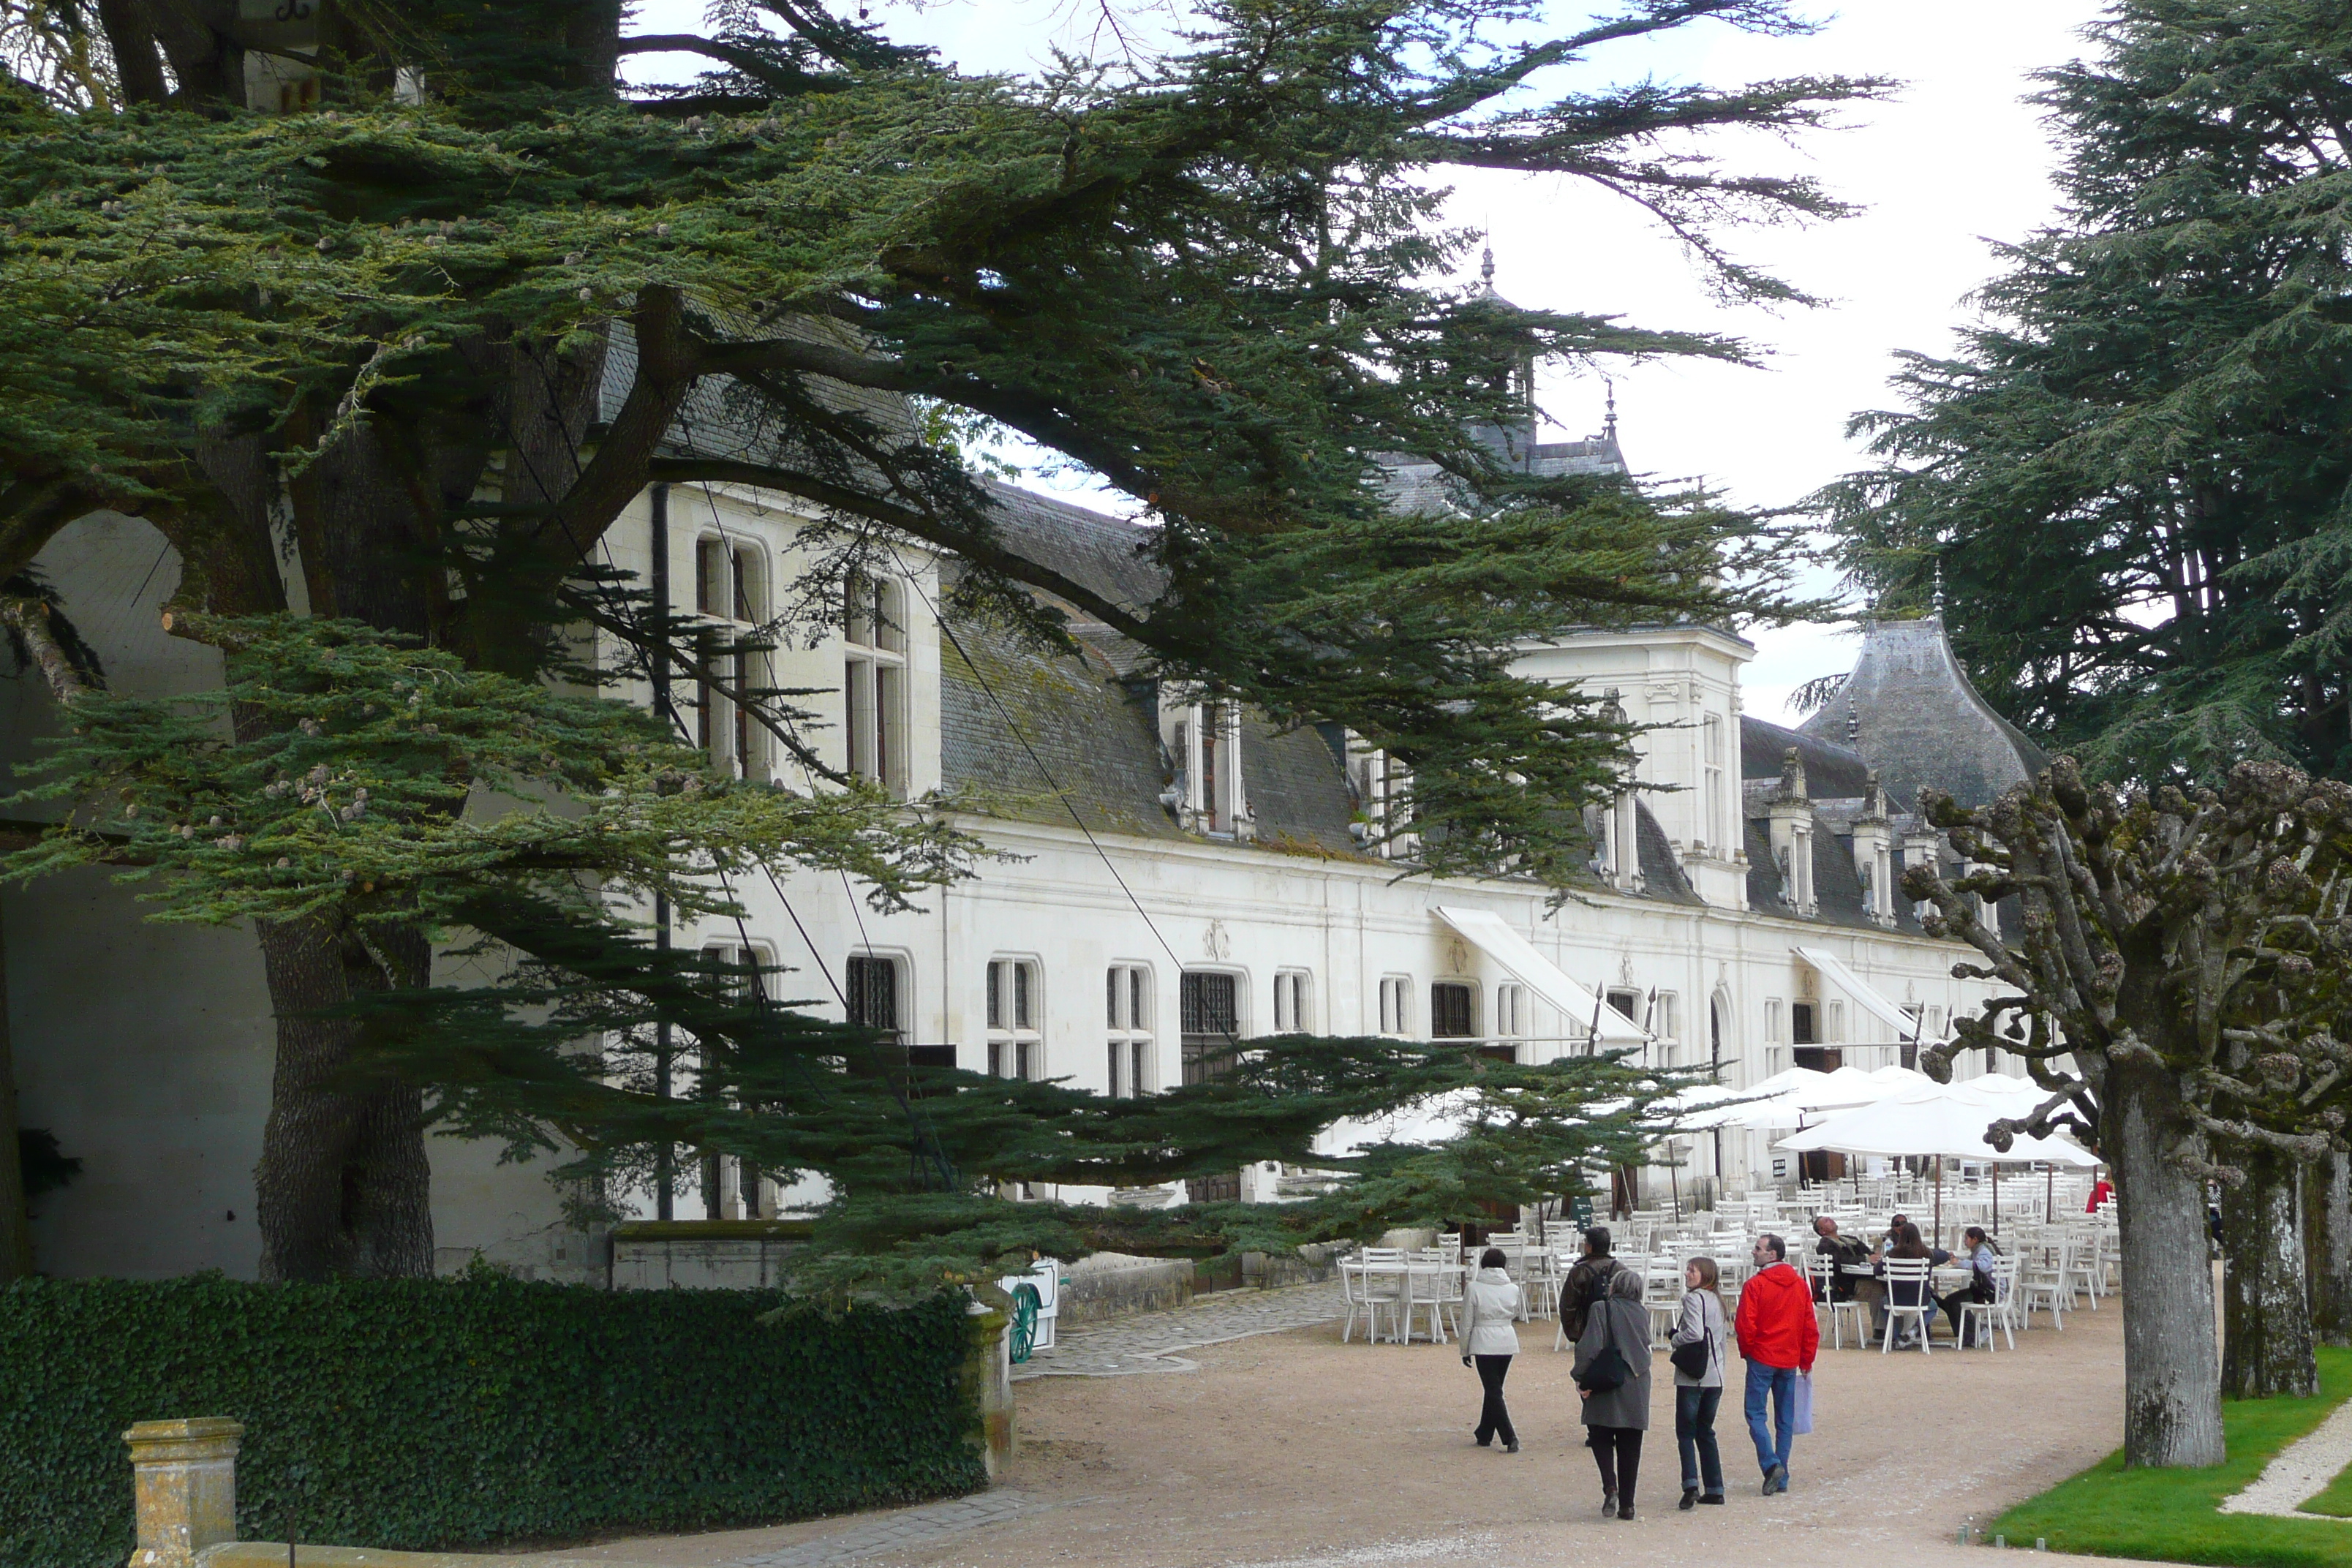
[1430,981,1475,1039]
[1180,971,1238,1084]
[845,954,900,1044]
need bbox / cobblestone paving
[1011,1281,1347,1379]
[726,1490,1058,1568]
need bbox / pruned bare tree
[1905,757,2352,1466]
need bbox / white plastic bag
[1790,1372,1814,1436]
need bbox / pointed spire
[1846,698,1860,746]
[1932,558,1945,613]
[1480,241,1496,290]
[1602,376,1618,444]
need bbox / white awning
[1434,906,1648,1044]
[1795,946,1935,1045]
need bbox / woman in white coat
[1459,1245,1524,1452]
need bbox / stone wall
[607,1220,810,1289]
[1056,1251,1193,1325]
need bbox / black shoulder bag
[1669,1303,1712,1379]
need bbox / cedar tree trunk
[2222,1145,2317,1398]
[2108,1053,2227,1466]
[252,915,435,1280]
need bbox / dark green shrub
[0,1275,985,1568]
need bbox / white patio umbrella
[1778,1077,2098,1243]
[1673,1063,1905,1133]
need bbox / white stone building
[1,415,2042,1278]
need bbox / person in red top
[2087,1177,2114,1213]
[1734,1232,1818,1496]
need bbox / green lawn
[1990,1347,2352,1567]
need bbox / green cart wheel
[1009,1282,1042,1363]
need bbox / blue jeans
[1744,1360,1796,1480]
[1676,1384,1724,1496]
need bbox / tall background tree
[0,0,1877,1280]
[1822,0,2352,1458]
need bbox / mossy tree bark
[2307,1150,2352,1346]
[2222,1144,2316,1399]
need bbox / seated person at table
[1874,1214,1910,1259]
[1874,1221,1951,1343]
[1811,1216,1869,1300]
[1940,1226,2001,1345]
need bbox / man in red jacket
[1734,1232,1818,1496]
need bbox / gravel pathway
[1011,1281,1348,1379]
[2219,1398,2352,1518]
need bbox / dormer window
[694,536,768,782]
[1348,740,1414,859]
[1170,698,1248,837]
[845,570,907,797]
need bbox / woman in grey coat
[1670,1256,1727,1509]
[1572,1264,1652,1520]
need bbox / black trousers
[1588,1425,1643,1503]
[1473,1354,1516,1445]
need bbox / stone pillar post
[964,1300,1016,1480]
[123,1417,243,1568]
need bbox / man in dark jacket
[1812,1216,1868,1301]
[1562,1226,1621,1342]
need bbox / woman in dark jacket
[1880,1220,1951,1347]
[1573,1265,1653,1520]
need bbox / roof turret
[1799,613,2046,813]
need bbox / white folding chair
[1346,1251,1407,1343]
[1959,1254,2019,1351]
[1880,1259,1934,1354]
[2019,1241,2070,1330]
[2062,1229,2104,1308]
[1805,1252,1866,1350]
[1521,1251,1563,1320]
[1402,1260,1452,1344]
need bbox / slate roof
[979,479,1165,614]
[1798,614,2047,813]
[938,618,1186,843]
[598,309,916,467]
[938,614,1364,856]
[1740,716,1871,796]
[1633,802,1705,907]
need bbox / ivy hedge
[0,1275,987,1568]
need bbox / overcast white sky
[632,0,2110,720]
